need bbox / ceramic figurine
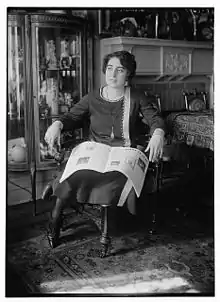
[46,40,57,69]
[60,56,71,70]
[60,38,71,70]
[158,11,170,39]
[11,145,27,162]
[181,10,194,41]
[39,96,50,118]
[197,12,214,41]
[170,11,184,40]
[108,20,123,37]
[144,14,155,38]
[120,17,138,37]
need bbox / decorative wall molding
[30,14,85,26]
[100,37,213,82]
[164,52,191,74]
[31,14,69,24]
[8,14,25,26]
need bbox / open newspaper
[60,141,149,204]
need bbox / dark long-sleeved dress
[53,87,165,214]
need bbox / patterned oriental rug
[7,200,214,296]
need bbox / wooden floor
[7,168,57,206]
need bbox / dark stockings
[47,197,66,248]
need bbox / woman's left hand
[145,129,164,162]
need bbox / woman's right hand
[44,121,63,151]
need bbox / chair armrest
[136,134,151,150]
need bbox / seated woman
[44,50,165,248]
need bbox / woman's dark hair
[102,50,137,81]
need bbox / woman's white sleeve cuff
[54,120,64,130]
[152,128,165,137]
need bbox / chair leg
[157,161,163,191]
[148,189,157,235]
[148,163,159,235]
[100,206,111,258]
[149,212,156,235]
[30,165,37,216]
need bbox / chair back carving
[144,90,162,113]
[182,89,208,111]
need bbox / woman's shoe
[47,216,63,248]
[42,183,53,201]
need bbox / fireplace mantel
[100,37,213,81]
[101,36,213,49]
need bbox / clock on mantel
[100,36,213,84]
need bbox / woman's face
[105,57,129,88]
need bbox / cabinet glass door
[8,17,28,170]
[33,25,85,167]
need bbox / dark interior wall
[133,78,208,111]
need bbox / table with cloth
[166,110,214,151]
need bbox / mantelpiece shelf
[101,36,213,49]
[100,37,213,82]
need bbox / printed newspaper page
[104,147,149,197]
[59,141,111,183]
[59,141,149,197]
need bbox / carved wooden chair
[143,90,173,187]
[42,133,161,257]
[42,98,163,257]
[182,89,208,111]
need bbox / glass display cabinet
[8,14,27,171]
[8,12,92,172]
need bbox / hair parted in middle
[102,50,137,81]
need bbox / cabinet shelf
[39,115,60,120]
[8,116,25,120]
[39,68,77,72]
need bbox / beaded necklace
[105,86,125,102]
[101,86,124,140]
